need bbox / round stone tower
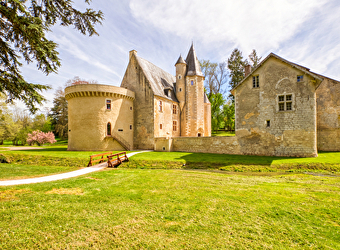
[65,84,135,151]
[175,55,187,111]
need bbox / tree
[49,88,68,139]
[27,130,56,146]
[208,93,225,133]
[66,76,99,86]
[248,49,262,69]
[227,49,248,101]
[200,60,228,97]
[222,101,235,131]
[0,0,104,113]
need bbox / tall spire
[185,43,203,76]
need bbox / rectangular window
[266,120,270,127]
[173,121,177,131]
[278,94,293,111]
[159,101,162,112]
[130,125,132,130]
[173,104,177,114]
[106,100,111,110]
[160,124,162,129]
[297,75,303,82]
[253,75,259,88]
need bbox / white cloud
[129,0,326,53]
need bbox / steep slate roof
[231,53,325,94]
[135,56,178,102]
[175,55,186,65]
[185,44,203,76]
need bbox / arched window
[107,122,111,136]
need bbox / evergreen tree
[0,0,103,113]
[227,49,247,101]
[248,49,262,69]
[49,89,68,139]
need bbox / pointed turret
[175,55,186,65]
[175,54,187,111]
[185,44,203,76]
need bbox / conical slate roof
[185,44,203,76]
[175,55,186,65]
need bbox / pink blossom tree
[27,130,57,146]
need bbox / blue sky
[19,0,340,111]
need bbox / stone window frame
[276,93,295,112]
[173,120,177,131]
[106,99,112,110]
[252,75,259,88]
[173,104,177,114]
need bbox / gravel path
[0,151,150,186]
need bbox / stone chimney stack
[245,64,251,77]
[129,50,137,59]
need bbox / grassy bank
[0,169,339,249]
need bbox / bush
[27,130,57,146]
[0,154,10,163]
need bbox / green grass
[211,130,235,136]
[0,163,80,180]
[0,169,339,249]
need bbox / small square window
[278,95,284,102]
[286,95,292,101]
[266,120,270,127]
[297,75,303,82]
[286,102,292,110]
[179,88,182,92]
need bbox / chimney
[245,64,251,77]
[129,50,137,59]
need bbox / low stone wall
[154,132,318,157]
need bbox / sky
[18,0,340,111]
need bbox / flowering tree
[27,131,57,146]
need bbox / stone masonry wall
[121,52,155,150]
[65,84,134,151]
[234,57,318,157]
[316,78,340,151]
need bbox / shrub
[27,130,57,146]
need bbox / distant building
[66,44,211,151]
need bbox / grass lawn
[0,164,80,180]
[0,169,339,249]
[211,130,235,137]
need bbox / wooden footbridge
[87,151,129,168]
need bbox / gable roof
[231,53,325,95]
[135,55,178,102]
[185,44,203,76]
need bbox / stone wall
[233,57,318,157]
[316,78,340,151]
[65,84,134,151]
[121,51,155,149]
[154,96,180,138]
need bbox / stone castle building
[66,46,339,157]
[66,45,211,151]
[155,53,340,157]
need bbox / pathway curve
[0,151,151,186]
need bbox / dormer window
[253,75,259,88]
